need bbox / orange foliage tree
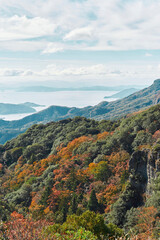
[134,206,159,239]
[0,211,51,240]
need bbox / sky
[0,0,160,86]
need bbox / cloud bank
[0,0,160,52]
[0,63,159,80]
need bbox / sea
[0,91,117,121]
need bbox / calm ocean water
[0,91,117,120]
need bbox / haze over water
[0,91,117,120]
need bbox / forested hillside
[0,104,160,239]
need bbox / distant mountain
[0,79,159,144]
[0,103,37,115]
[0,102,44,115]
[22,102,45,107]
[16,85,144,92]
[0,79,147,91]
[14,79,160,122]
[104,88,139,99]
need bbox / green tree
[69,194,78,214]
[40,186,52,207]
[132,130,152,149]
[87,190,98,212]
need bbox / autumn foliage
[0,212,51,240]
[1,109,160,239]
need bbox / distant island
[16,85,145,92]
[0,102,44,115]
[104,88,139,99]
[22,102,45,108]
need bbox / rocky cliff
[129,147,160,195]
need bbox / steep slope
[104,88,139,99]
[87,79,160,119]
[0,79,159,144]
[0,117,118,165]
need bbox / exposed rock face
[146,151,157,194]
[129,150,148,192]
[129,149,159,195]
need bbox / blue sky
[0,0,160,86]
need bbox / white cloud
[0,40,47,52]
[0,15,55,41]
[0,0,160,52]
[0,68,33,76]
[0,63,155,79]
[64,27,94,41]
[40,64,107,76]
[0,64,110,77]
[42,43,64,54]
[0,63,160,87]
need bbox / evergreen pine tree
[87,189,99,212]
[62,202,68,222]
[70,195,78,214]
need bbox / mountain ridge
[11,78,160,122]
[0,79,159,144]
[104,88,139,99]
